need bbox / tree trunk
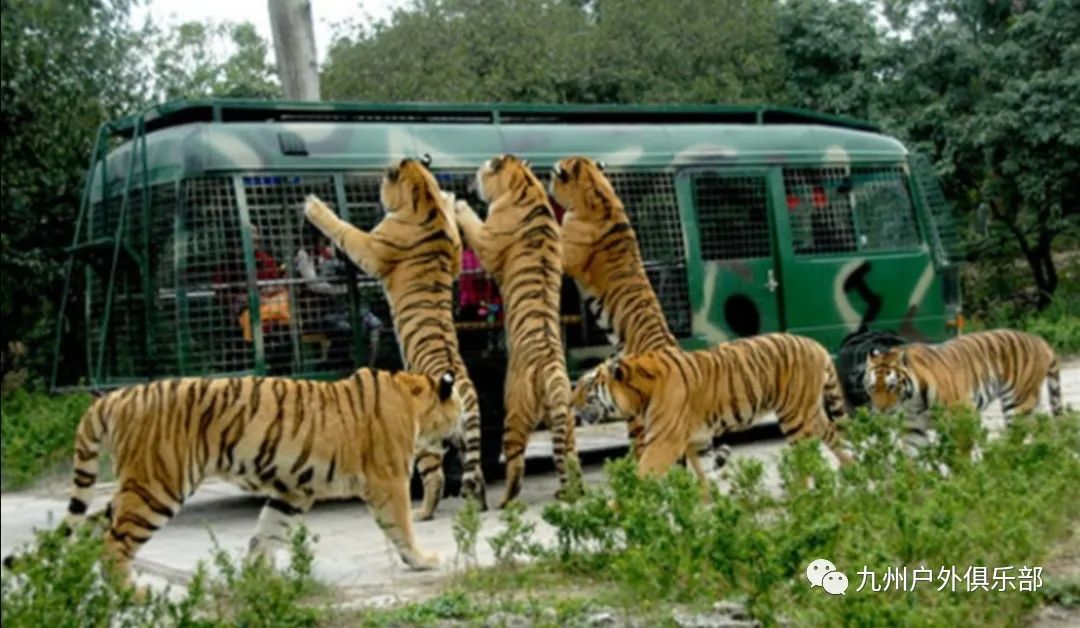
[267,0,320,100]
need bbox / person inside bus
[294,228,384,368]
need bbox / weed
[1,388,91,490]
[2,521,326,627]
[488,500,543,568]
[451,496,482,568]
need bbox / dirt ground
[2,361,1077,611]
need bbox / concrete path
[3,362,1077,607]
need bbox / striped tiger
[454,154,579,507]
[304,157,487,518]
[575,333,853,484]
[4,369,460,583]
[550,155,679,456]
[864,329,1063,447]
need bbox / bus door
[676,168,783,346]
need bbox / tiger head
[398,371,461,442]
[863,347,916,413]
[381,157,448,222]
[474,154,544,206]
[572,354,657,425]
[549,156,620,223]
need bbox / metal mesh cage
[181,178,254,374]
[783,166,921,256]
[693,174,771,260]
[606,170,691,337]
[909,153,963,265]
[243,175,355,376]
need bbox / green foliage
[0,389,92,490]
[776,0,883,119]
[1,524,325,627]
[0,0,150,383]
[539,407,1080,624]
[150,21,281,101]
[451,496,483,567]
[203,527,324,627]
[969,272,1080,355]
[322,0,784,104]
[488,500,543,567]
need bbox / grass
[0,388,92,491]
[3,407,1078,626]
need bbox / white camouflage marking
[692,263,730,345]
[834,258,866,332]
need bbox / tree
[875,0,1080,307]
[1,0,149,380]
[321,0,784,104]
[775,0,883,119]
[151,20,282,100]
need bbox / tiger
[574,333,854,486]
[4,369,461,584]
[453,154,578,507]
[864,329,1063,448]
[304,157,487,518]
[550,156,728,468]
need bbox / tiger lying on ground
[304,157,487,518]
[574,333,853,485]
[549,156,682,455]
[454,154,579,507]
[864,329,1063,448]
[3,369,461,583]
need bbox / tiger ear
[438,371,455,402]
[554,162,570,183]
[490,155,505,171]
[420,153,433,169]
[386,165,400,183]
[596,160,606,171]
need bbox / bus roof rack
[107,98,882,137]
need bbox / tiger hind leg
[498,408,535,509]
[456,382,488,510]
[545,370,580,501]
[412,445,445,521]
[366,477,441,570]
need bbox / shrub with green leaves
[1,388,92,490]
[1,524,325,627]
[541,406,1080,624]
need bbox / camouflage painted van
[53,99,963,467]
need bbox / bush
[1,524,325,627]
[1,388,92,490]
[540,406,1080,624]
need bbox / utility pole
[268,0,320,100]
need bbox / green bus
[52,98,963,473]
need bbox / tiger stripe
[864,329,1063,449]
[577,333,853,486]
[456,154,579,507]
[305,158,487,518]
[5,369,460,584]
[551,156,680,458]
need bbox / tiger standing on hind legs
[454,154,580,507]
[303,157,487,518]
[549,155,725,474]
[2,369,462,588]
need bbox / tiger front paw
[304,194,331,220]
